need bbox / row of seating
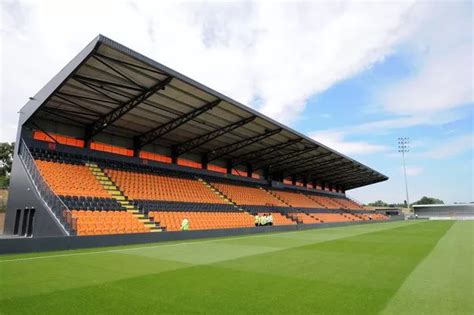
[335,198,367,210]
[308,212,355,223]
[106,169,226,204]
[305,194,342,209]
[60,196,126,211]
[256,212,296,225]
[212,182,287,207]
[134,200,236,212]
[30,147,386,237]
[32,147,368,210]
[148,211,255,231]
[270,190,320,208]
[31,147,85,165]
[36,160,110,198]
[71,210,150,235]
[288,212,321,224]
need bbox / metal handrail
[18,139,75,235]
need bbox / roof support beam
[269,152,334,175]
[296,157,346,176]
[207,128,282,162]
[326,170,366,182]
[331,171,377,185]
[173,116,256,157]
[72,74,145,92]
[281,157,346,180]
[252,147,315,171]
[315,166,366,182]
[92,55,146,89]
[134,99,222,151]
[304,160,353,178]
[84,76,172,142]
[53,94,104,115]
[312,166,360,181]
[264,148,325,174]
[41,108,89,126]
[231,138,302,168]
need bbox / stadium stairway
[197,178,243,211]
[286,213,304,224]
[305,194,334,209]
[258,188,301,224]
[86,162,161,232]
[260,187,292,207]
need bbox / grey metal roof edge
[95,35,388,183]
[18,34,388,188]
[19,35,103,126]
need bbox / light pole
[398,137,410,210]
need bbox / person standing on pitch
[181,217,189,231]
[254,214,260,226]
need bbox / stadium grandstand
[3,35,390,242]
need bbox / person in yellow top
[181,218,189,231]
[254,214,260,226]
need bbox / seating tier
[36,160,110,198]
[148,211,254,231]
[106,169,226,204]
[72,210,150,236]
[212,182,287,207]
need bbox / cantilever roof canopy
[22,35,388,190]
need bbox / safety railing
[18,139,76,235]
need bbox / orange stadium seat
[308,212,352,223]
[72,210,150,236]
[257,212,296,225]
[148,211,255,231]
[304,194,342,209]
[270,190,320,208]
[106,169,226,204]
[287,212,320,224]
[212,182,287,207]
[35,160,110,198]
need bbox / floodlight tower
[398,137,410,209]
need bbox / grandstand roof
[20,35,388,190]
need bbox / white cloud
[309,130,388,156]
[378,2,473,115]
[403,165,423,176]
[0,0,419,142]
[422,133,473,159]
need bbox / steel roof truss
[173,116,256,157]
[135,99,222,149]
[207,128,282,162]
[85,76,173,140]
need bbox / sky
[1,0,473,204]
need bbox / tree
[368,200,389,207]
[411,196,444,205]
[0,142,15,187]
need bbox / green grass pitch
[1,220,473,314]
